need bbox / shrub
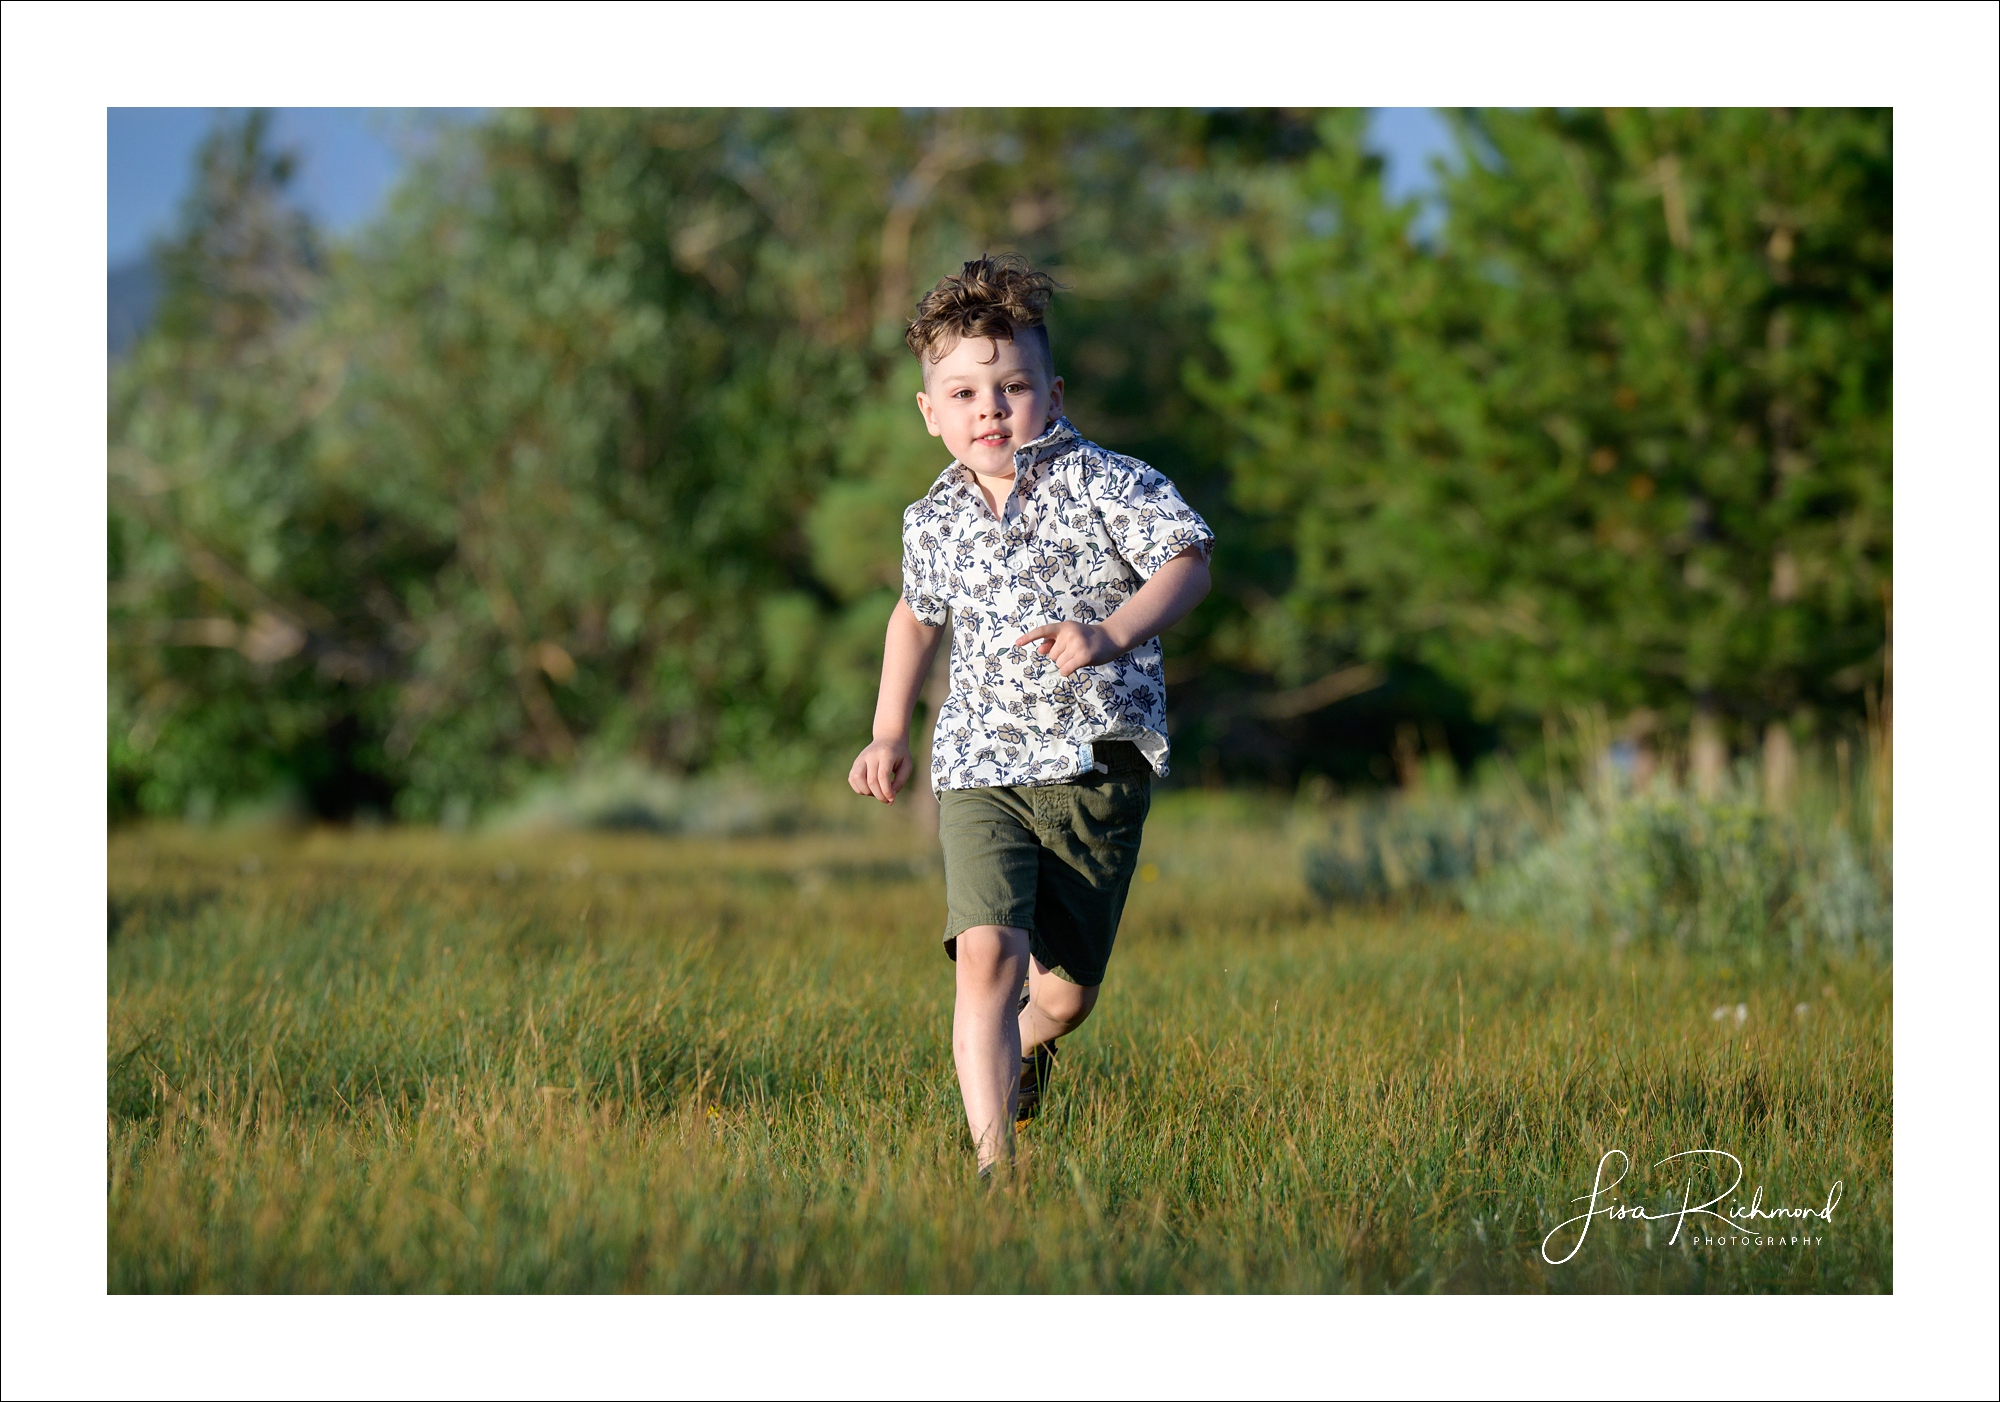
[1462,790,1890,960]
[1302,794,1539,905]
[486,760,813,837]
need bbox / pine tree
[1202,108,1891,755]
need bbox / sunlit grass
[108,802,1890,1292]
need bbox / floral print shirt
[901,416,1215,792]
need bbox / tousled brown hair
[906,255,1059,381]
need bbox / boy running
[848,256,1214,1175]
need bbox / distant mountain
[108,259,158,358]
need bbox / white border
[5,2,1996,1398]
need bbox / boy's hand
[1013,620,1121,677]
[849,736,914,804]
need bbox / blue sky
[107,108,474,266]
[107,108,1458,269]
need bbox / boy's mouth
[974,431,1010,447]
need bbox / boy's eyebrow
[931,366,1037,386]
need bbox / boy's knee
[954,924,1029,977]
[1032,974,1098,1027]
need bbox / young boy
[848,255,1214,1176]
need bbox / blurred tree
[109,109,1299,819]
[335,109,1295,817]
[1201,108,1892,750]
[110,112,427,819]
[111,107,1890,822]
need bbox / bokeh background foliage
[108,108,1890,822]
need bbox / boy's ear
[915,390,942,438]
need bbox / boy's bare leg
[1019,959,1099,1056]
[952,924,1031,1171]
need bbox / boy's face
[915,334,1064,479]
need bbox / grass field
[107,795,1891,1292]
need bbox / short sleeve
[1086,454,1216,578]
[900,500,949,627]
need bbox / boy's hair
[906,255,1059,383]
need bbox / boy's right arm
[849,597,944,804]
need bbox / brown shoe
[1014,1040,1057,1128]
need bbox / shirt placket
[942,419,1173,790]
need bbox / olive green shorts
[937,740,1153,988]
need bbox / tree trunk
[1690,706,1726,801]
[1761,722,1797,811]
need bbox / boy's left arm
[1014,546,1210,677]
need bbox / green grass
[108,798,1891,1292]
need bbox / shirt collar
[1019,414,1078,462]
[937,414,1079,496]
